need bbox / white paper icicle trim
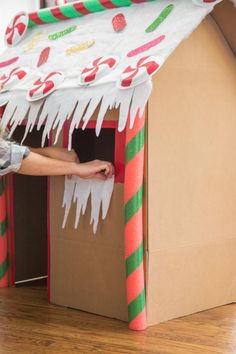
[62,175,114,234]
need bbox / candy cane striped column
[124,113,147,330]
[0,177,8,288]
[28,0,156,27]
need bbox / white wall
[0,0,40,54]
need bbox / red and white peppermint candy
[117,56,163,89]
[0,67,28,92]
[26,72,64,102]
[78,56,119,85]
[192,0,223,6]
[5,12,29,47]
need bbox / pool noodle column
[28,0,156,27]
[124,113,147,331]
[0,177,8,288]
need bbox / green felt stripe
[125,127,145,165]
[145,4,174,33]
[83,0,106,12]
[38,10,61,24]
[128,289,146,322]
[28,19,37,28]
[0,255,8,281]
[125,184,143,224]
[126,242,144,277]
[0,218,8,238]
[0,178,4,196]
[111,0,132,6]
[60,5,84,18]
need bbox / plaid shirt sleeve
[0,129,30,176]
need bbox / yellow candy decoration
[66,40,95,56]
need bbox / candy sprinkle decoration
[0,67,28,92]
[66,40,95,56]
[145,4,174,33]
[26,72,65,101]
[5,12,29,47]
[24,32,43,52]
[117,56,163,89]
[0,57,19,69]
[127,35,165,57]
[112,13,127,32]
[48,26,77,40]
[78,56,119,85]
[37,47,51,67]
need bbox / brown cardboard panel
[147,238,236,325]
[147,17,236,325]
[50,175,128,321]
[212,0,236,56]
[12,126,48,283]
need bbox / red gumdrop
[112,13,127,32]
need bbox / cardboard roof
[0,0,235,146]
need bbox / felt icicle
[62,175,114,233]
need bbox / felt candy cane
[124,112,146,330]
[0,67,28,92]
[27,0,156,27]
[26,71,65,101]
[0,178,8,288]
[5,12,29,47]
[78,56,119,85]
[117,56,163,89]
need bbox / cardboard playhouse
[0,0,235,330]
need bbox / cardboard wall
[211,0,236,56]
[50,110,128,321]
[147,16,236,325]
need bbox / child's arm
[18,151,114,179]
[30,147,79,163]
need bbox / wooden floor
[0,286,236,354]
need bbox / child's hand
[77,160,114,180]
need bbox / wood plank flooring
[0,286,236,354]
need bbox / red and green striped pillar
[28,0,156,27]
[0,177,9,288]
[124,113,147,330]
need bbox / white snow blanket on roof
[0,0,216,146]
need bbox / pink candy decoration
[127,35,165,58]
[117,56,163,89]
[37,47,51,67]
[0,57,19,68]
[192,0,223,5]
[0,67,28,92]
[27,72,64,101]
[5,12,29,47]
[78,56,119,85]
[112,13,127,32]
